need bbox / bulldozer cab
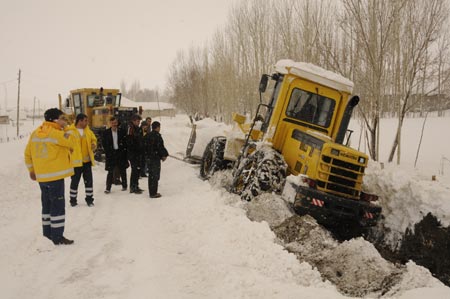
[259,61,355,147]
[62,88,122,129]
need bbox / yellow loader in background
[59,87,141,161]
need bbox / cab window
[286,88,335,127]
[73,93,82,115]
[87,95,101,107]
[115,94,121,107]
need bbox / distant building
[121,97,176,118]
[0,115,9,125]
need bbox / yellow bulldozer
[190,59,381,227]
[59,87,140,160]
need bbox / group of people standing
[24,108,168,246]
[103,114,169,198]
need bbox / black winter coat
[126,123,143,161]
[143,130,169,161]
[102,127,129,171]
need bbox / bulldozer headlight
[320,164,330,172]
[358,156,366,164]
[331,149,340,156]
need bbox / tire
[200,137,227,179]
[232,147,287,201]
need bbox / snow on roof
[121,97,175,110]
[275,59,354,94]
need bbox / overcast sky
[0,0,234,110]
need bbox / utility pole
[2,81,9,115]
[33,96,36,125]
[16,69,21,137]
[155,87,161,121]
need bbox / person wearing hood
[66,113,97,207]
[24,108,75,245]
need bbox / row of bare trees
[120,80,161,102]
[166,0,450,162]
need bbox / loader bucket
[185,123,197,158]
[184,117,231,164]
[183,123,203,164]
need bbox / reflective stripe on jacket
[24,121,75,182]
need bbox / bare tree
[388,0,448,163]
[340,0,404,161]
[164,0,450,149]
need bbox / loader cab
[64,88,122,129]
[261,61,354,152]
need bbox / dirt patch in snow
[372,213,450,287]
[273,215,404,297]
[244,193,294,228]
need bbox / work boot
[86,198,94,207]
[53,236,74,245]
[130,187,142,194]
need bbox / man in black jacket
[102,116,129,193]
[139,118,151,177]
[144,121,169,198]
[127,114,144,194]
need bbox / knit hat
[44,108,64,122]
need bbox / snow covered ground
[1,114,450,298]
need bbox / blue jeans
[39,179,65,242]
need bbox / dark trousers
[39,179,65,242]
[140,158,148,176]
[147,159,161,196]
[129,157,141,191]
[70,162,94,205]
[106,166,127,191]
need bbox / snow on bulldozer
[185,59,381,227]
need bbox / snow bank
[364,161,450,246]
[244,193,294,228]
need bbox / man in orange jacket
[25,108,75,245]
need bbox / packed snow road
[0,141,342,299]
[1,115,450,299]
